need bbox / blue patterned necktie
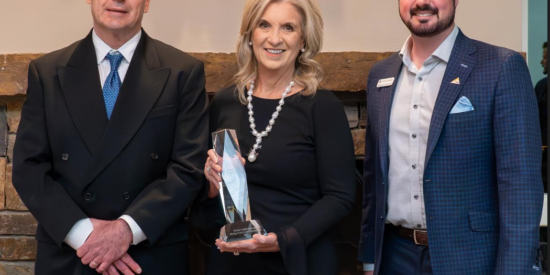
[103,51,124,119]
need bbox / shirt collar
[399,25,459,67]
[92,29,142,65]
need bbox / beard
[402,3,456,37]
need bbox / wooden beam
[0,52,395,96]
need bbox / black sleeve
[276,92,356,274]
[189,89,228,231]
[123,61,210,244]
[13,61,89,246]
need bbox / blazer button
[123,192,130,201]
[151,153,159,160]
[84,193,92,201]
[61,153,69,161]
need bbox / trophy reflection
[212,129,267,242]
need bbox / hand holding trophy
[212,129,267,244]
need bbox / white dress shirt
[63,29,147,250]
[364,25,459,272]
[386,25,459,230]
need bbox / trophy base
[220,220,267,242]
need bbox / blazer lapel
[86,32,171,184]
[57,31,108,156]
[424,31,477,167]
[377,54,404,183]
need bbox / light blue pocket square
[449,96,474,114]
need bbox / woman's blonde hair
[234,0,324,104]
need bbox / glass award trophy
[212,129,267,242]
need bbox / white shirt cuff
[363,263,375,271]
[64,218,93,250]
[119,215,147,245]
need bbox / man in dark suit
[359,0,543,274]
[12,0,208,274]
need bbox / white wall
[0,1,523,54]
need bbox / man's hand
[102,253,142,275]
[77,218,133,273]
[99,253,142,275]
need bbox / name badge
[377,77,395,88]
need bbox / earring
[249,41,252,46]
[301,48,305,53]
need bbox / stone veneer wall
[0,51,390,273]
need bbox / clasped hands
[77,218,142,275]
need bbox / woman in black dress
[203,0,355,274]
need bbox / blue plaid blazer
[359,31,544,275]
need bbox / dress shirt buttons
[412,134,417,139]
[418,77,423,81]
[61,153,69,161]
[417,224,422,228]
[151,153,159,160]
[123,192,130,201]
[413,105,418,109]
[412,164,417,169]
[414,195,419,200]
[84,193,92,201]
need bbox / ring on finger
[90,261,99,268]
[206,166,211,174]
[233,251,240,256]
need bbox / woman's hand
[204,149,223,198]
[215,233,280,253]
[204,149,246,198]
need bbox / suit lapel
[58,31,108,156]
[86,32,171,184]
[377,55,404,183]
[424,31,477,167]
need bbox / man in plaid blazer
[359,0,544,274]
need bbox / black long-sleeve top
[206,86,356,275]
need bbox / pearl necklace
[246,80,294,162]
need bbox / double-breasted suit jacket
[359,31,543,274]
[13,30,208,274]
